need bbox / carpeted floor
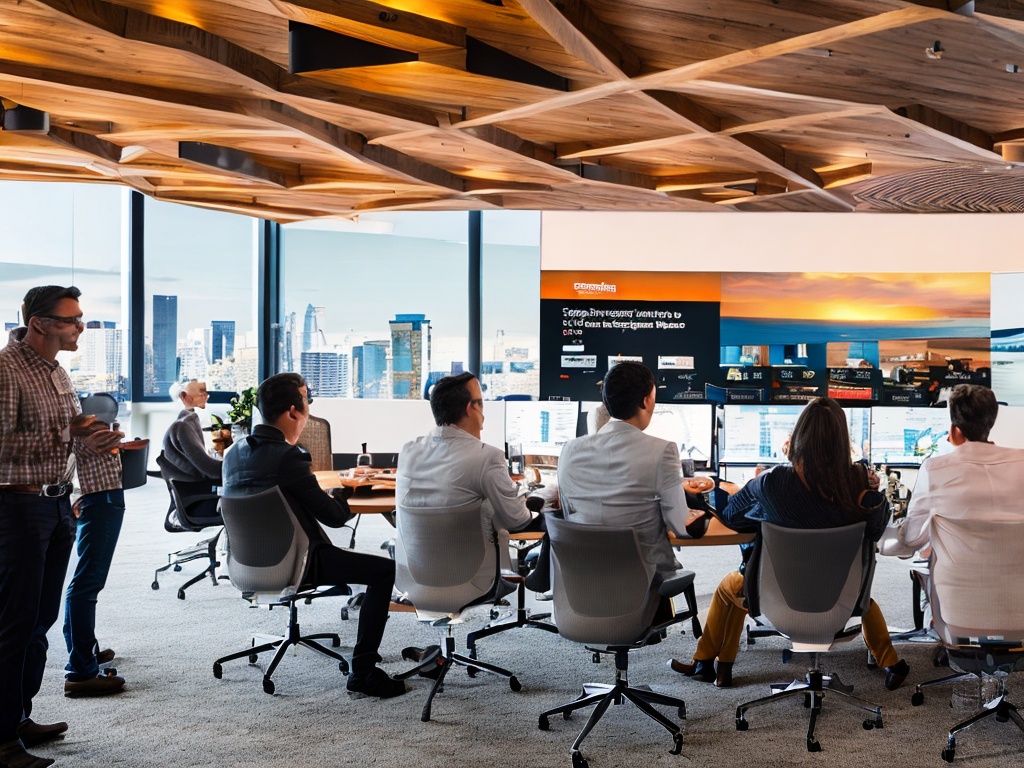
[27,482,1024,768]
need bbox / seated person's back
[161,379,224,483]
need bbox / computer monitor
[643,403,714,466]
[504,401,581,457]
[720,403,873,465]
[870,407,952,466]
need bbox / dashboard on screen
[870,407,952,466]
[644,403,714,465]
[720,404,872,465]
[504,401,581,456]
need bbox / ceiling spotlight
[926,40,943,59]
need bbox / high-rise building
[301,351,349,399]
[77,321,123,392]
[302,304,327,352]
[389,314,430,400]
[210,320,235,363]
[352,340,389,398]
[282,311,297,372]
[152,294,177,396]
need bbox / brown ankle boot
[715,661,734,688]
[669,658,717,682]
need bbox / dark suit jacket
[221,423,352,548]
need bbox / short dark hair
[257,372,306,424]
[22,285,81,322]
[602,361,655,420]
[948,384,997,442]
[430,372,476,426]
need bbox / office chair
[297,413,333,472]
[735,521,884,752]
[79,392,119,423]
[152,453,224,600]
[213,487,351,695]
[392,500,523,722]
[909,516,1024,762]
[537,516,700,768]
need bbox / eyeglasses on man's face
[37,314,85,329]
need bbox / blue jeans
[63,489,125,681]
[0,491,75,742]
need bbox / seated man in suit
[397,372,543,545]
[161,380,227,484]
[898,383,1024,551]
[222,372,405,699]
[557,361,707,580]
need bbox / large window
[0,181,128,399]
[480,211,541,399]
[142,198,258,399]
[281,213,470,399]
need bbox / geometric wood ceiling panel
[2,0,1024,220]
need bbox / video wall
[540,269,994,408]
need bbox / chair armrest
[658,569,696,598]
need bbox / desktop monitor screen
[504,401,580,456]
[644,403,714,466]
[870,407,952,466]
[720,403,873,465]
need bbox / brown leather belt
[0,483,74,498]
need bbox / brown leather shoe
[15,719,67,748]
[0,739,54,768]
[669,658,717,682]
[95,648,116,665]
[64,673,126,698]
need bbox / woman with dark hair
[669,397,908,690]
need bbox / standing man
[898,383,1024,551]
[62,437,127,698]
[222,373,405,699]
[397,372,542,541]
[0,286,123,768]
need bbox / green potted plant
[222,385,258,437]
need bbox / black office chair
[735,521,884,752]
[152,452,223,600]
[909,516,1024,762]
[537,516,700,768]
[79,392,118,423]
[213,487,351,695]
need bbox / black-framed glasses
[36,314,85,328]
[306,394,314,405]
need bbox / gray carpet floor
[28,482,1024,767]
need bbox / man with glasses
[398,372,543,554]
[222,373,405,699]
[0,286,123,768]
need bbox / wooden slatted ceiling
[2,0,1024,219]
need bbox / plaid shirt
[0,328,121,493]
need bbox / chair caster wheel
[213,663,223,679]
[151,581,159,590]
[670,732,683,755]
[863,719,874,730]
[509,676,522,692]
[538,715,549,731]
[173,564,182,572]
[941,748,955,762]
[912,691,924,706]
[678,705,686,720]
[467,667,478,678]
[331,636,341,648]
[177,589,186,600]
[248,653,259,665]
[339,660,349,674]
[563,710,572,720]
[807,739,821,753]
[263,678,275,695]
[736,718,748,731]
[490,608,500,620]
[340,608,349,621]
[571,750,589,768]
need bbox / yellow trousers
[693,571,898,668]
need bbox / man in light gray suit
[558,362,706,578]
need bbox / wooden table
[510,517,753,547]
[313,470,396,514]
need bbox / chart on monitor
[870,407,952,466]
[504,401,581,458]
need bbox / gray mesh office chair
[909,516,1024,762]
[213,487,350,695]
[297,414,333,472]
[152,453,224,600]
[735,521,884,752]
[393,500,522,722]
[537,516,700,768]
[79,392,118,423]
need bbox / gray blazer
[557,420,688,577]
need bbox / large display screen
[644,403,714,465]
[870,407,952,466]
[504,401,581,456]
[720,404,872,464]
